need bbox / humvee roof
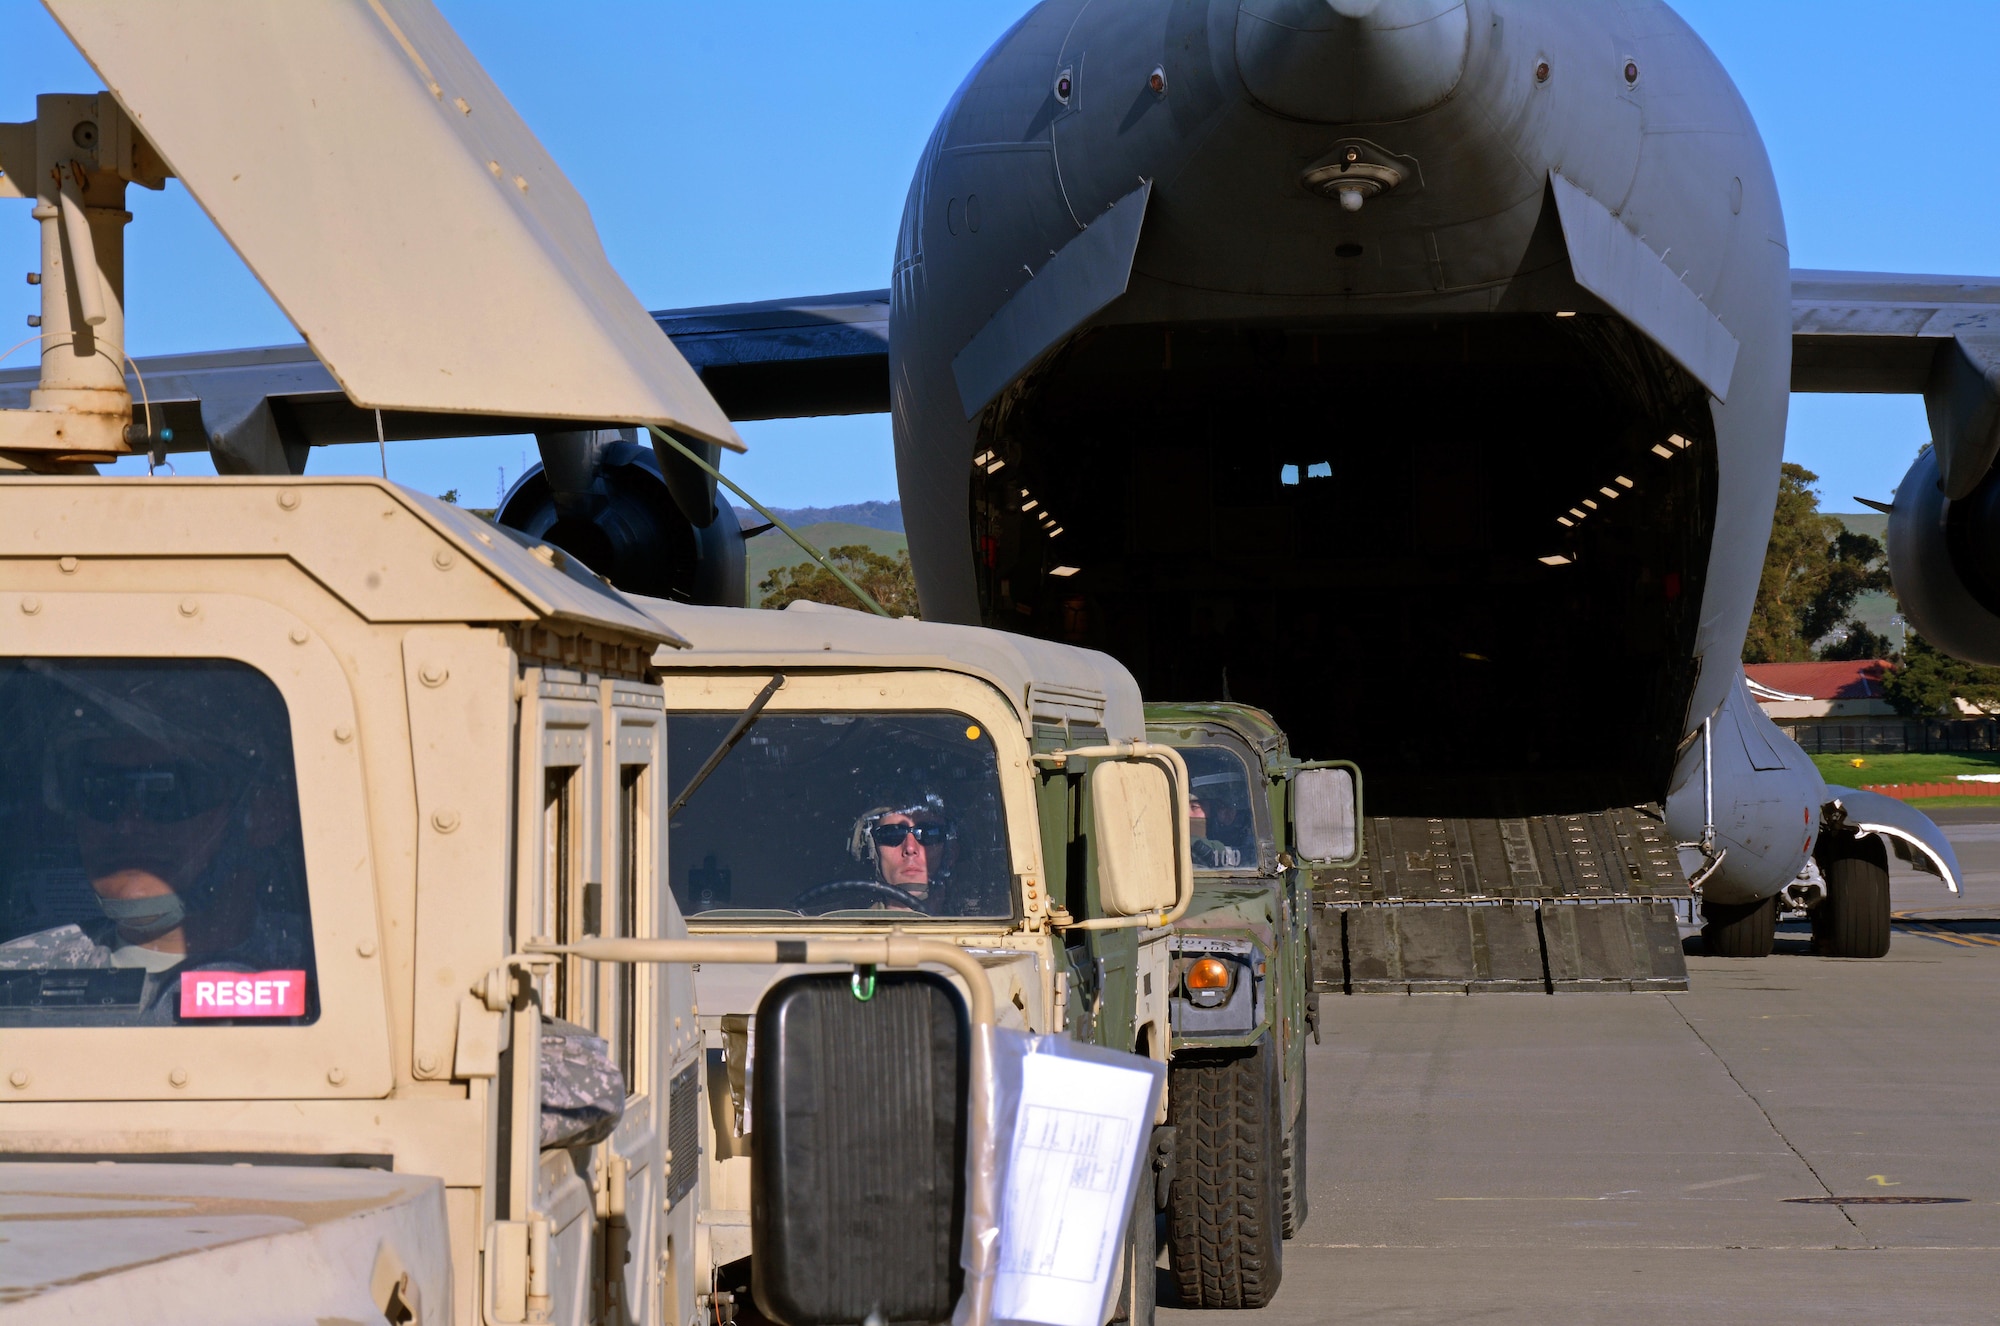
[1145,701,1290,758]
[0,477,683,648]
[633,598,1144,739]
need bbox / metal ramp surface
[1312,808,1690,993]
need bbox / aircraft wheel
[1701,894,1778,957]
[1167,1037,1284,1308]
[1280,1095,1308,1238]
[1812,833,1892,959]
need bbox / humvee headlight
[1185,956,1233,1007]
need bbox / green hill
[1825,511,1886,543]
[743,521,909,606]
[1824,512,1902,645]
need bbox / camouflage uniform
[0,918,304,1023]
[539,1017,626,1149]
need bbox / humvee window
[0,659,318,1027]
[668,711,1012,920]
[1183,745,1262,871]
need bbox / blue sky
[2,1,1994,512]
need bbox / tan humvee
[0,477,1191,1326]
[625,600,1192,1311]
[0,476,707,1324]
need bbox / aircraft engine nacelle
[498,429,745,607]
[1887,446,2000,663]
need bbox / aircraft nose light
[1300,140,1408,209]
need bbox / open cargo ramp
[1311,808,1691,994]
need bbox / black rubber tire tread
[1813,833,1891,959]
[1167,1038,1284,1308]
[1280,1094,1308,1238]
[1110,1126,1158,1325]
[1701,893,1778,957]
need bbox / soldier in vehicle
[842,795,958,912]
[0,660,624,1147]
[1188,768,1257,869]
[0,662,314,1023]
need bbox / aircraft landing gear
[1812,832,1892,959]
[1701,894,1778,957]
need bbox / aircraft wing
[653,290,889,420]
[0,291,890,473]
[60,269,2000,475]
[1791,269,2000,497]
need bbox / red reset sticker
[179,970,308,1018]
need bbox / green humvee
[1143,702,1360,1310]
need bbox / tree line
[1748,459,2000,718]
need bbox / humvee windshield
[0,659,318,1026]
[667,711,1012,920]
[1183,744,1263,871]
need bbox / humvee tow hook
[503,936,1005,1326]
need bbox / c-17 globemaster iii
[73,1,1997,987]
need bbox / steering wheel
[791,879,930,915]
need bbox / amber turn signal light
[1186,957,1231,990]
[1185,956,1234,1007]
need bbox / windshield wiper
[668,673,786,817]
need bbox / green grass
[1896,795,2000,808]
[1813,751,2000,787]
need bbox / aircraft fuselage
[891,0,1792,826]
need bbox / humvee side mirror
[1089,758,1180,916]
[1293,764,1361,866]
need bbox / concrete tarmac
[1162,816,2000,1324]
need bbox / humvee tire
[1280,1096,1308,1238]
[1167,1037,1283,1308]
[1812,833,1891,959]
[1701,894,1777,957]
[1110,1125,1158,1326]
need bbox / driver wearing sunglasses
[0,727,299,1005]
[62,740,239,964]
[851,799,957,909]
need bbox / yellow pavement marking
[1867,1175,1900,1187]
[1895,922,1990,948]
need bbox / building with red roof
[1742,660,1893,719]
[1745,658,1999,754]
